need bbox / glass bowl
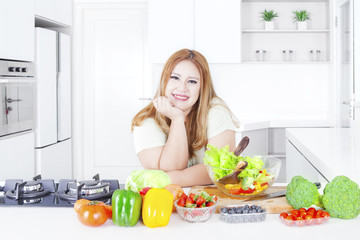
[174,199,218,223]
[205,155,281,198]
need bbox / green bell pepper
[112,189,142,227]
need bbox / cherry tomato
[300,211,307,218]
[291,210,300,218]
[280,212,288,219]
[296,219,305,227]
[74,199,90,213]
[298,208,306,212]
[321,211,330,218]
[307,207,316,214]
[177,197,186,207]
[206,201,215,207]
[304,214,313,225]
[77,201,108,227]
[285,215,295,225]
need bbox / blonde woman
[131,49,238,187]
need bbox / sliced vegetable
[142,188,173,228]
[112,189,142,227]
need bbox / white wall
[152,63,332,124]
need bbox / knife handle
[314,182,321,189]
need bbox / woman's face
[165,60,201,116]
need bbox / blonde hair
[131,49,233,159]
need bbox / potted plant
[293,10,311,30]
[260,9,279,30]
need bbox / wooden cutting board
[189,185,293,214]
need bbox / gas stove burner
[5,180,52,200]
[68,181,110,196]
[58,174,118,202]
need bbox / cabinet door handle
[139,98,152,100]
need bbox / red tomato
[316,210,323,215]
[139,187,152,197]
[280,212,288,219]
[177,198,186,207]
[206,201,215,207]
[185,196,195,205]
[103,205,112,219]
[74,199,91,213]
[307,207,316,214]
[291,210,300,218]
[285,215,295,226]
[180,193,188,200]
[77,202,108,227]
[298,208,306,212]
[189,193,196,200]
[300,211,307,218]
[321,211,330,218]
[195,196,206,206]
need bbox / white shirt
[133,98,238,167]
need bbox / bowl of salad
[204,145,281,198]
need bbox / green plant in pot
[260,9,279,30]
[293,10,311,30]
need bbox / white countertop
[238,119,331,131]
[286,127,360,184]
[0,205,359,240]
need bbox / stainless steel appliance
[0,60,35,137]
[0,174,123,207]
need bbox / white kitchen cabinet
[35,0,72,26]
[286,139,328,184]
[0,0,34,61]
[241,0,332,62]
[148,0,241,63]
[0,132,35,180]
[194,0,241,63]
[35,139,72,181]
[148,0,194,63]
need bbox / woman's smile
[165,60,201,115]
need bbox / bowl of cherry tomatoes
[279,207,330,227]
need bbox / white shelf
[242,29,330,33]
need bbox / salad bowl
[205,155,281,198]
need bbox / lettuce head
[125,169,171,192]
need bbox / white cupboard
[35,0,72,26]
[0,0,34,61]
[0,132,35,180]
[286,139,328,184]
[148,0,241,63]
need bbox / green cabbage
[125,169,171,192]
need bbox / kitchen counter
[0,205,359,240]
[286,127,360,184]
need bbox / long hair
[131,49,219,159]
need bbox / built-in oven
[0,60,35,137]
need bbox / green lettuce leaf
[125,169,171,192]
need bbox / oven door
[0,79,34,137]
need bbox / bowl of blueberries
[220,205,266,223]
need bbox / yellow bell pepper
[142,188,173,228]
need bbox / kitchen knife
[242,182,321,202]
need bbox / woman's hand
[153,97,184,121]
